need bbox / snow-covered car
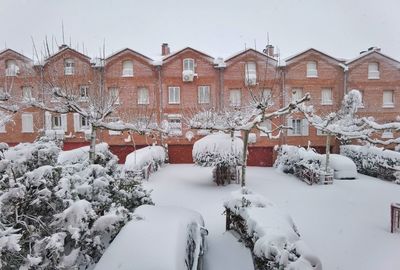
[322,154,357,179]
[94,205,208,270]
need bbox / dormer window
[64,59,75,75]
[79,85,89,101]
[245,62,257,85]
[5,60,18,76]
[183,58,195,72]
[122,60,133,77]
[368,62,379,79]
[306,61,318,77]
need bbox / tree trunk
[325,133,331,172]
[241,130,249,187]
[89,125,97,163]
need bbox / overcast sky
[1,0,399,61]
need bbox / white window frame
[64,58,75,75]
[358,90,365,108]
[183,58,195,72]
[288,118,309,136]
[80,115,90,130]
[109,87,120,104]
[229,89,241,107]
[245,62,257,86]
[22,86,34,101]
[321,88,333,105]
[306,61,318,77]
[107,116,121,135]
[382,129,394,139]
[198,86,210,104]
[168,117,182,136]
[261,88,272,105]
[52,115,63,130]
[168,86,180,104]
[292,88,303,102]
[317,128,329,136]
[122,60,134,77]
[0,122,5,133]
[21,113,34,133]
[5,60,18,76]
[137,88,149,105]
[368,62,380,79]
[383,90,394,108]
[79,85,89,101]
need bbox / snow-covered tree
[190,92,310,187]
[192,132,243,185]
[0,141,152,269]
[301,89,400,172]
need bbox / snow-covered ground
[144,164,400,270]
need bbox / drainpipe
[218,67,225,110]
[156,65,164,147]
[280,68,286,146]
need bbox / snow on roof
[0,48,33,62]
[124,145,166,171]
[346,48,400,65]
[94,205,204,270]
[224,48,276,63]
[105,48,153,62]
[57,143,109,165]
[284,48,344,64]
[161,47,215,63]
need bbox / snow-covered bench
[224,188,322,270]
[124,146,166,180]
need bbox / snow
[321,154,357,179]
[124,145,165,171]
[57,143,109,164]
[192,132,243,166]
[143,164,400,270]
[94,205,205,270]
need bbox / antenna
[254,39,257,51]
[267,32,270,46]
[62,20,65,44]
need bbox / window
[22,86,33,101]
[107,117,121,135]
[317,128,329,136]
[230,89,241,107]
[0,87,4,100]
[21,114,34,133]
[64,59,75,75]
[245,62,257,85]
[321,88,333,105]
[291,88,303,102]
[122,60,134,77]
[261,88,272,105]
[383,90,394,107]
[183,58,195,72]
[287,118,309,136]
[80,115,90,129]
[259,120,272,137]
[168,86,180,104]
[198,86,210,104]
[109,87,120,104]
[358,90,364,108]
[79,85,89,101]
[138,88,149,104]
[168,117,182,136]
[306,61,318,77]
[0,122,5,133]
[368,62,379,79]
[52,115,62,130]
[382,129,394,139]
[5,60,18,76]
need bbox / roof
[225,48,276,63]
[0,48,33,62]
[346,48,400,65]
[94,205,205,270]
[285,48,343,64]
[105,48,153,62]
[162,47,215,63]
[45,46,91,63]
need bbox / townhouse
[0,44,399,165]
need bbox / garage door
[247,147,273,167]
[168,144,194,164]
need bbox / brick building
[1,44,399,165]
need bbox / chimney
[59,44,68,51]
[263,45,275,57]
[161,43,170,56]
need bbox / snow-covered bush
[224,188,322,270]
[274,145,321,174]
[341,145,400,184]
[124,145,166,180]
[0,142,153,269]
[193,132,243,167]
[58,143,117,167]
